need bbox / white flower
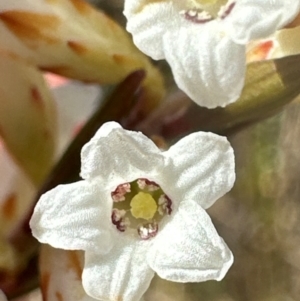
[30,122,235,301]
[0,290,7,301]
[124,0,300,108]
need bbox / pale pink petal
[44,73,69,88]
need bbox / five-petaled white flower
[30,122,235,301]
[124,0,300,108]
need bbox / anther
[181,9,213,24]
[137,178,159,191]
[111,183,131,202]
[138,222,158,240]
[218,1,236,19]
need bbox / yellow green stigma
[130,192,157,220]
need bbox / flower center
[130,192,157,220]
[177,0,236,24]
[111,178,172,240]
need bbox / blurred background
[1,1,300,301]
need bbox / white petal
[82,236,154,301]
[163,131,235,209]
[124,1,176,60]
[147,200,233,282]
[89,121,121,140]
[163,22,246,108]
[80,122,166,188]
[125,1,246,107]
[225,0,300,44]
[30,180,113,253]
[0,290,7,301]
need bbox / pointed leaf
[0,0,165,113]
[0,51,57,185]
